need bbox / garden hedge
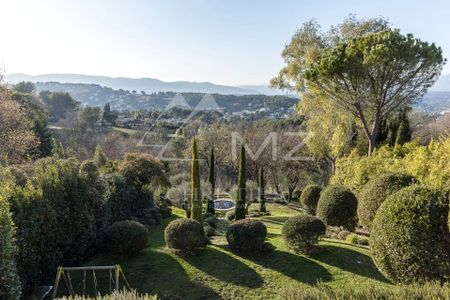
[104,220,149,254]
[316,185,358,231]
[300,185,322,215]
[370,185,450,283]
[282,215,326,253]
[358,173,415,230]
[165,218,206,250]
[226,219,267,252]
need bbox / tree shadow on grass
[248,249,333,285]
[67,250,219,299]
[311,243,389,283]
[183,247,264,288]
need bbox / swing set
[51,265,130,299]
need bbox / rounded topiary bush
[225,210,235,221]
[104,220,149,254]
[204,224,215,237]
[165,218,206,250]
[282,215,326,253]
[226,219,267,252]
[370,185,450,284]
[358,173,415,230]
[316,185,358,231]
[301,185,322,214]
[204,216,218,228]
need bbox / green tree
[258,167,266,213]
[207,148,215,214]
[395,113,412,146]
[272,17,444,156]
[13,81,35,94]
[304,30,444,155]
[235,145,246,220]
[190,138,203,222]
[40,91,78,120]
[93,144,108,167]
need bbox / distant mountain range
[5,73,291,96]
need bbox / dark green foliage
[282,215,326,253]
[204,224,215,237]
[104,221,149,254]
[13,81,35,94]
[235,145,246,220]
[370,185,450,283]
[190,139,203,222]
[207,148,215,214]
[0,195,21,300]
[226,219,267,253]
[203,216,218,228]
[300,185,322,215]
[8,158,107,292]
[358,173,415,230]
[395,116,411,146]
[164,218,206,251]
[158,205,172,218]
[40,91,78,120]
[258,167,266,213]
[105,174,157,226]
[316,185,358,231]
[203,212,214,220]
[225,210,235,221]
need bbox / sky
[0,0,449,86]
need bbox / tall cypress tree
[207,148,215,214]
[191,138,203,222]
[259,167,266,213]
[235,145,246,220]
[395,113,412,146]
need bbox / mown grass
[58,204,390,299]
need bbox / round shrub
[225,210,235,221]
[164,218,206,250]
[104,220,149,254]
[282,215,326,253]
[316,185,358,231]
[358,173,415,230]
[301,185,322,214]
[370,185,450,283]
[204,224,215,237]
[226,219,267,252]
[203,216,218,228]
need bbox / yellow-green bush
[57,290,157,300]
[332,139,450,194]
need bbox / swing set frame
[51,265,130,299]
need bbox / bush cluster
[0,194,21,300]
[104,220,149,254]
[316,185,358,231]
[203,216,218,228]
[282,215,326,253]
[204,224,215,237]
[300,185,322,214]
[1,153,171,294]
[226,219,267,253]
[165,218,206,251]
[358,173,415,230]
[370,185,450,283]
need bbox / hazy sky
[1,0,449,85]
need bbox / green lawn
[67,204,389,299]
